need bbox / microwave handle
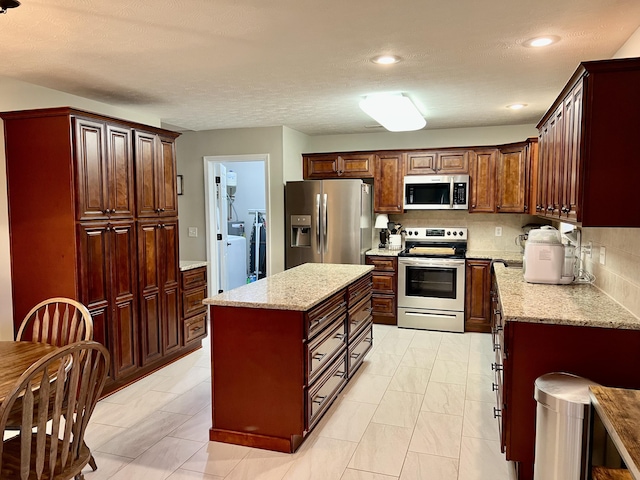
[449,177,454,208]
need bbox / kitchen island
[492,264,640,480]
[204,263,374,453]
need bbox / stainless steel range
[397,227,467,333]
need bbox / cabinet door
[547,105,564,217]
[469,149,496,213]
[339,154,374,178]
[106,124,135,218]
[157,136,178,217]
[160,220,181,355]
[110,221,139,379]
[405,151,437,175]
[437,151,470,174]
[563,82,583,222]
[303,154,340,178]
[135,131,160,218]
[497,145,527,213]
[74,118,108,221]
[465,260,492,333]
[537,126,549,215]
[374,153,404,213]
[138,221,163,365]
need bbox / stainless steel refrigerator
[285,179,372,269]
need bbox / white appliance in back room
[225,235,247,290]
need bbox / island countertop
[494,264,640,330]
[203,263,373,311]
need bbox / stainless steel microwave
[403,174,469,210]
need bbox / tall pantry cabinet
[1,107,189,392]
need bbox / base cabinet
[365,255,398,325]
[464,259,492,333]
[209,273,373,453]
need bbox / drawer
[366,256,397,272]
[306,352,347,429]
[306,291,347,340]
[306,316,346,382]
[183,312,207,345]
[183,286,207,318]
[348,294,372,338]
[371,295,396,315]
[348,323,373,377]
[181,267,207,290]
[348,273,373,307]
[372,272,396,294]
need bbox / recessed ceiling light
[507,103,527,110]
[371,55,402,65]
[523,36,560,48]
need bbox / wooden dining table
[0,341,61,404]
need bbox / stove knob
[447,231,451,236]
[408,231,413,235]
[459,230,464,237]
[413,230,418,236]
[453,231,457,236]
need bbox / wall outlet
[495,226,502,237]
[599,246,606,265]
[188,227,198,237]
[585,241,593,259]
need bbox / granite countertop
[465,250,524,265]
[180,260,208,271]
[366,248,402,257]
[589,386,640,479]
[203,263,374,311]
[494,264,640,330]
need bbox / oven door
[398,257,465,312]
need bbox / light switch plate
[188,227,198,237]
[495,226,502,237]
[599,246,606,265]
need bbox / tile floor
[82,324,517,480]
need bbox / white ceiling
[2,0,639,135]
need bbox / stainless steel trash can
[533,372,599,480]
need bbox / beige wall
[0,79,162,341]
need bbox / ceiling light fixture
[371,55,402,65]
[359,93,426,132]
[523,36,559,48]
[507,103,527,110]
[0,0,20,14]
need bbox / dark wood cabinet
[374,153,404,213]
[365,255,397,325]
[303,153,374,179]
[464,259,492,333]
[536,57,640,226]
[405,149,470,175]
[1,107,201,396]
[497,142,529,213]
[180,266,208,346]
[469,149,497,213]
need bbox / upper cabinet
[405,149,470,175]
[496,141,532,213]
[469,149,497,213]
[135,131,178,218]
[373,153,404,213]
[303,153,374,179]
[536,57,640,227]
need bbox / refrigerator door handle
[316,193,321,254]
[323,193,328,253]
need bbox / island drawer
[184,312,207,345]
[348,273,373,307]
[348,294,372,338]
[306,291,347,340]
[306,351,347,430]
[183,285,207,318]
[306,316,347,382]
[181,266,207,290]
[348,323,373,377]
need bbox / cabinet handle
[191,326,202,333]
[312,352,327,362]
[110,209,116,214]
[491,362,503,372]
[492,382,499,392]
[102,209,108,214]
[536,205,541,211]
[496,205,501,210]
[334,370,346,379]
[547,206,553,212]
[364,337,373,344]
[493,343,501,352]
[493,407,502,418]
[334,333,345,341]
[312,394,327,405]
[160,208,165,212]
[471,204,476,208]
[350,352,361,360]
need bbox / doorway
[203,154,269,297]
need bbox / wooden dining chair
[16,298,94,346]
[0,341,109,480]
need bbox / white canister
[388,234,402,250]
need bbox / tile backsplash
[581,228,640,318]
[388,211,547,253]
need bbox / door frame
[203,154,270,297]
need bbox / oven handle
[449,177,454,208]
[399,258,465,268]
[405,310,458,319]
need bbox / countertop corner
[180,260,208,271]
